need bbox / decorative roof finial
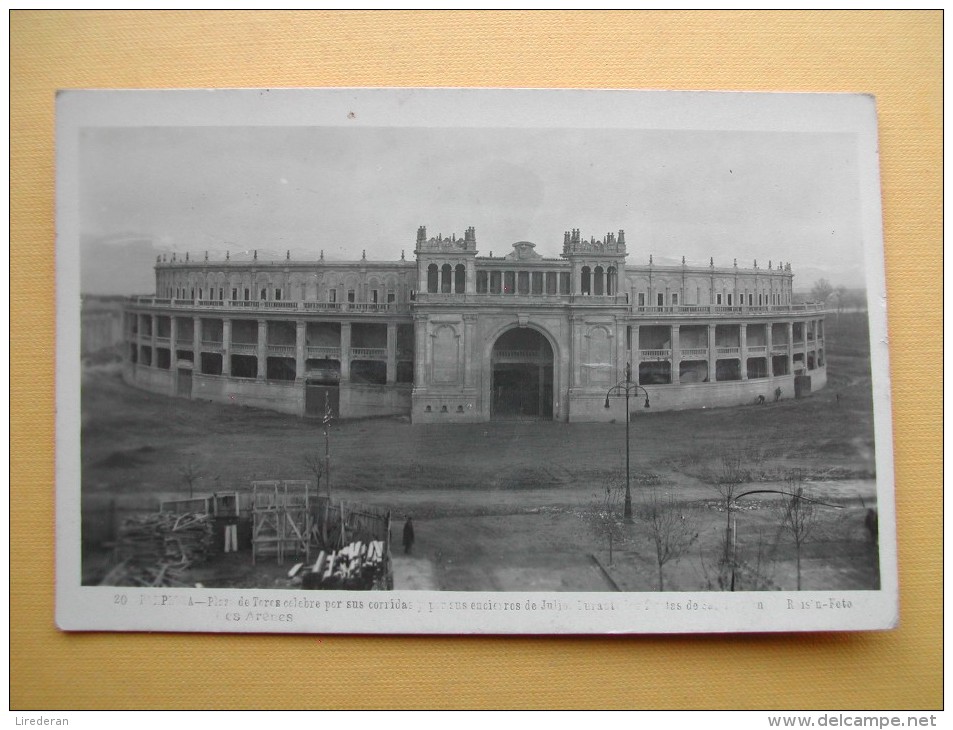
[185,251,189,262]
[320,249,324,261]
[400,250,405,261]
[253,249,258,261]
[286,250,290,260]
[226,251,230,261]
[649,254,653,265]
[682,255,686,265]
[204,250,208,262]
[172,252,176,262]
[710,257,714,267]
[733,258,737,267]
[754,259,758,268]
[362,249,366,260]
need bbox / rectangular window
[672,293,678,305]
[626,326,632,351]
[717,294,723,305]
[490,271,502,293]
[260,288,267,301]
[219,288,224,301]
[638,293,645,307]
[387,291,396,304]
[275,289,282,301]
[328,289,337,303]
[371,289,379,304]
[244,288,250,301]
[517,271,530,295]
[559,272,571,295]
[749,293,753,306]
[728,294,733,306]
[657,293,664,306]
[231,288,237,300]
[531,271,543,295]
[476,271,489,293]
[347,289,355,303]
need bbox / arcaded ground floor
[82,313,878,591]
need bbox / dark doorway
[491,328,554,420]
[176,368,192,397]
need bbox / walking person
[402,516,415,554]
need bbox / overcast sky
[79,125,865,294]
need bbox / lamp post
[604,362,650,520]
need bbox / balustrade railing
[639,349,672,359]
[230,342,257,355]
[493,349,547,361]
[306,346,341,359]
[747,345,768,354]
[680,348,708,358]
[351,347,387,359]
[716,347,741,355]
[267,344,296,356]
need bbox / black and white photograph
[57,88,897,633]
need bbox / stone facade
[121,228,827,421]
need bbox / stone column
[386,322,397,385]
[803,320,810,368]
[169,316,178,366]
[708,323,717,383]
[787,321,795,375]
[256,318,267,381]
[340,321,351,383]
[462,315,476,388]
[151,315,158,365]
[571,316,583,386]
[295,320,306,381]
[193,316,202,374]
[765,322,773,377]
[221,319,231,376]
[414,316,427,385]
[670,324,680,384]
[740,323,748,380]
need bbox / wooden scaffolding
[251,480,315,565]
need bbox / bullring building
[122,227,827,422]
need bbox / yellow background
[11,11,941,709]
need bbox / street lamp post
[604,362,650,520]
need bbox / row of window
[636,291,790,307]
[165,285,397,305]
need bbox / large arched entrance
[491,328,554,419]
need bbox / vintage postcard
[56,88,897,633]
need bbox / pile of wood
[100,512,215,587]
[294,540,388,590]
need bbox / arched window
[593,266,604,296]
[455,264,466,293]
[581,266,591,295]
[427,264,439,293]
[606,266,616,295]
[441,264,452,293]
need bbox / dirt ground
[81,312,880,592]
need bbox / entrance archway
[491,328,554,419]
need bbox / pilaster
[256,318,266,381]
[340,321,352,383]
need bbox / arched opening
[454,264,466,293]
[491,328,554,420]
[427,264,439,293]
[581,266,591,295]
[593,266,604,296]
[441,264,452,293]
[607,266,616,295]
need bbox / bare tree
[810,278,834,304]
[178,460,202,499]
[699,449,752,590]
[638,490,699,591]
[775,469,819,590]
[303,452,324,492]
